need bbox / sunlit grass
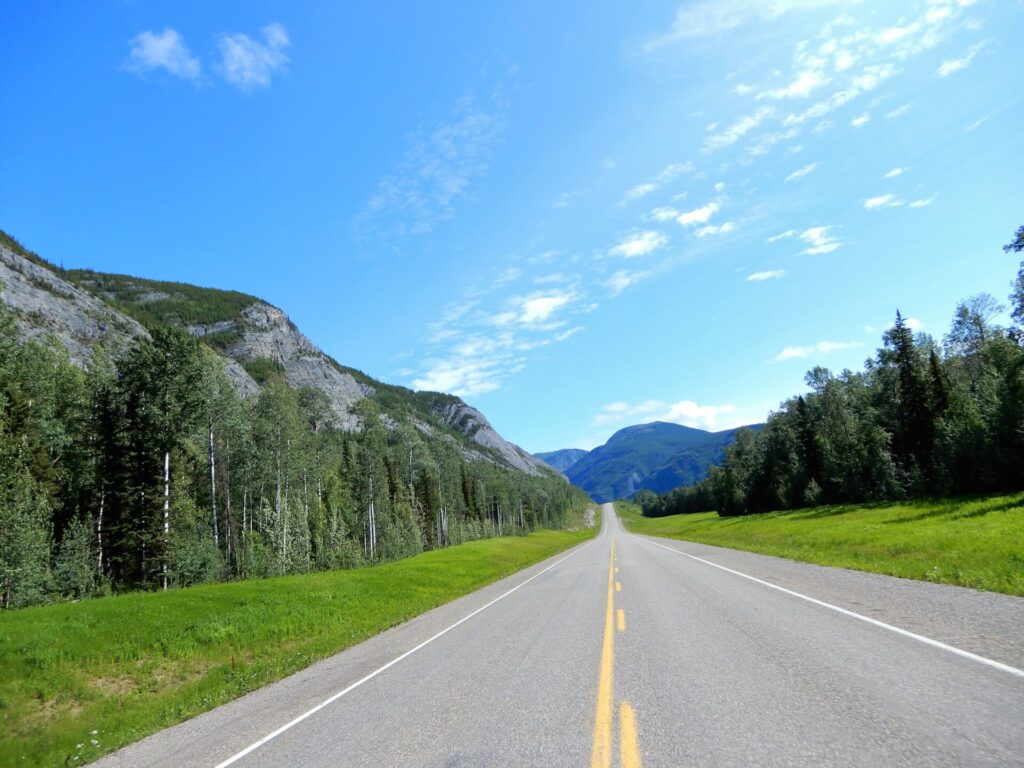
[0,525,596,767]
[617,494,1024,596]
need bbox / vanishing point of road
[96,503,1024,767]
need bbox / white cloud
[593,398,740,432]
[605,270,651,296]
[676,201,720,226]
[359,90,504,237]
[775,340,863,361]
[646,0,849,47]
[733,83,753,96]
[519,292,573,324]
[609,230,668,258]
[798,225,842,254]
[937,41,986,77]
[705,106,774,150]
[864,193,903,209]
[785,162,819,181]
[850,113,871,127]
[767,229,796,243]
[909,194,937,208]
[126,29,201,81]
[885,103,913,119]
[217,23,290,91]
[649,207,680,222]
[748,270,785,281]
[905,317,924,330]
[622,162,694,203]
[695,221,736,238]
[884,167,908,178]
[758,69,830,100]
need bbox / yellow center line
[590,540,616,768]
[615,581,621,593]
[617,609,626,632]
[620,701,642,768]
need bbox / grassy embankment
[0,519,598,768]
[617,494,1024,596]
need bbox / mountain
[0,232,552,478]
[542,421,762,502]
[534,448,589,473]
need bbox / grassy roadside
[0,525,597,768]
[616,494,1024,596]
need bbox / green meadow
[617,494,1024,596]
[0,523,597,767]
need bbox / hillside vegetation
[638,228,1024,520]
[618,495,1024,596]
[0,233,587,610]
[0,525,596,768]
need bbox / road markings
[619,701,642,768]
[640,536,1024,681]
[615,581,621,593]
[617,609,626,632]
[211,540,596,768]
[591,541,617,768]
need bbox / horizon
[3,1,1022,454]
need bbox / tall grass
[0,526,596,767]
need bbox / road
[96,503,1024,767]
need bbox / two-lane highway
[97,503,1024,767]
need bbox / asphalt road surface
[96,503,1024,767]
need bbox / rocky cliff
[0,233,554,478]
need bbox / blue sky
[2,1,1022,453]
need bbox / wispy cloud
[604,270,651,296]
[705,106,773,150]
[864,193,903,209]
[775,340,863,361]
[785,162,819,181]
[909,194,938,208]
[358,90,506,238]
[884,167,908,178]
[217,23,290,91]
[676,201,721,226]
[609,230,669,258]
[126,29,202,82]
[885,102,913,119]
[622,162,694,203]
[937,41,987,77]
[695,222,736,238]
[767,229,796,243]
[593,398,741,431]
[645,0,849,48]
[748,269,785,281]
[413,283,587,397]
[797,226,842,254]
[850,113,871,127]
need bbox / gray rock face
[430,400,554,477]
[0,244,146,364]
[223,303,372,430]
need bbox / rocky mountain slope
[0,231,552,478]
[538,421,762,502]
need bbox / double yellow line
[591,541,642,768]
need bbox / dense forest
[0,300,586,608]
[638,227,1024,518]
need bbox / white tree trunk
[97,488,105,574]
[163,450,170,590]
[209,422,219,549]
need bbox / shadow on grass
[884,495,1024,524]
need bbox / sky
[2,1,1023,454]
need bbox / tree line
[638,227,1024,518]
[0,308,586,608]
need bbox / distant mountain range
[537,421,762,502]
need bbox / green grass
[0,526,596,767]
[617,494,1024,596]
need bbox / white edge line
[212,539,595,768]
[638,535,1024,681]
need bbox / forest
[638,227,1024,518]
[0,304,586,608]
